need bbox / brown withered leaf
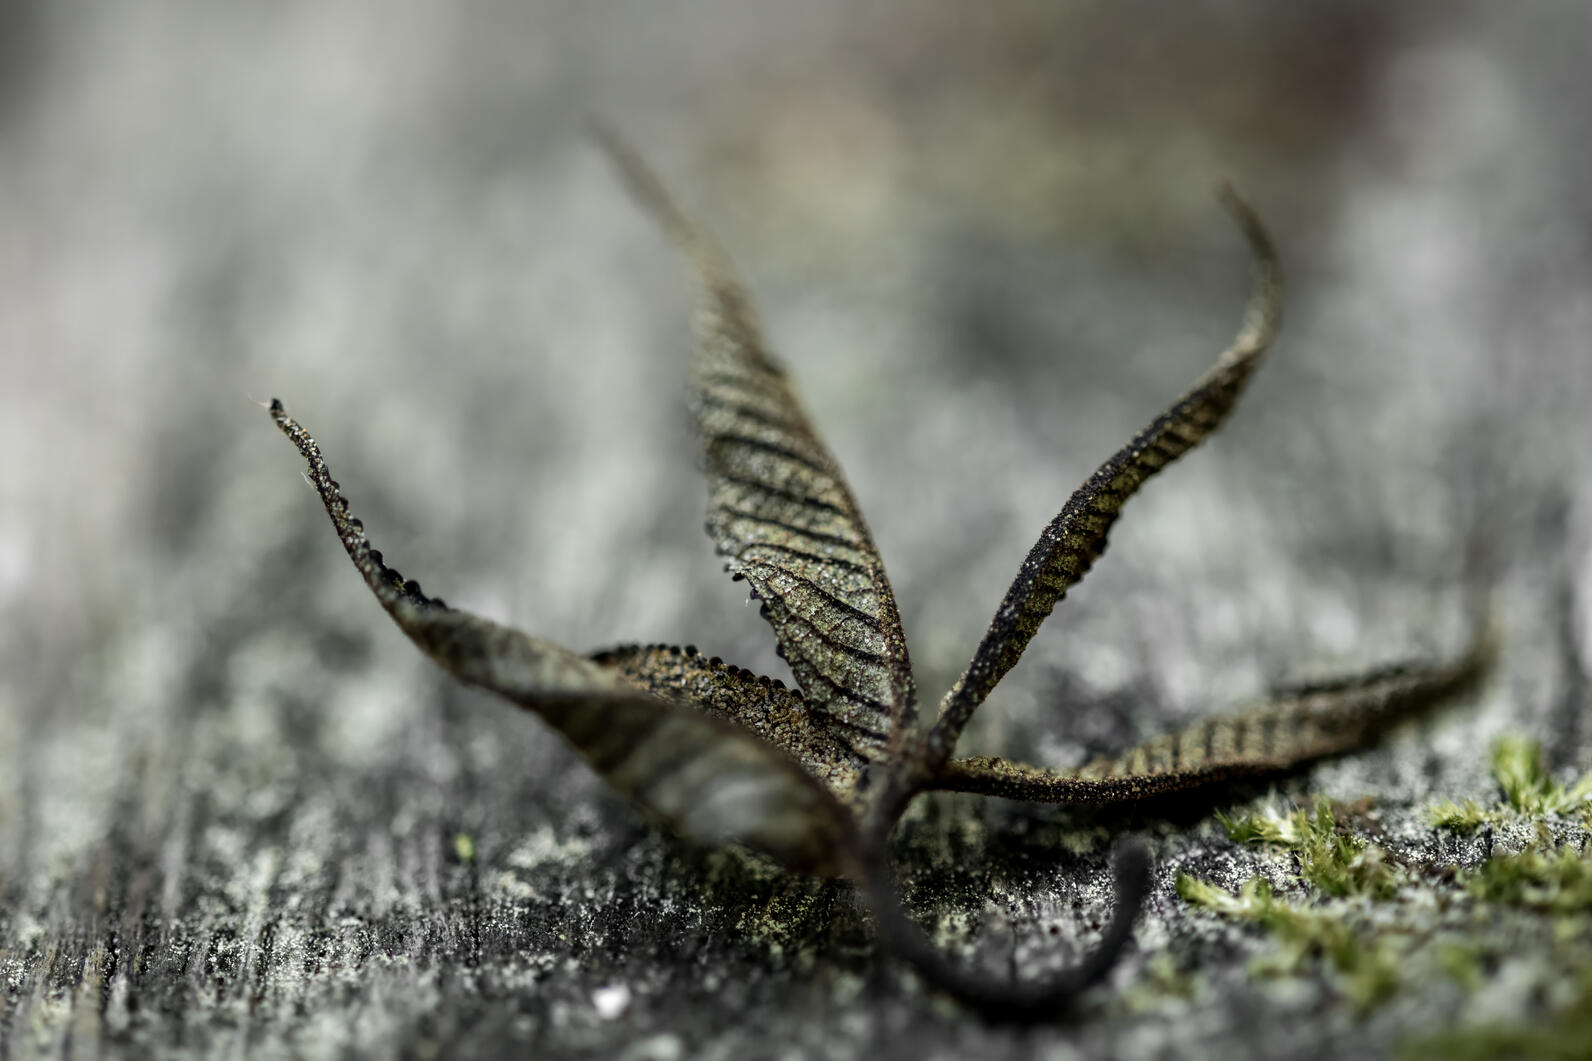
[590,642,870,802]
[934,654,1493,804]
[596,125,917,769]
[923,184,1281,773]
[266,130,1490,1021]
[270,402,859,877]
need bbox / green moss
[1434,941,1484,991]
[1402,974,1592,1061]
[1492,735,1592,814]
[1175,871,1251,913]
[1122,952,1202,1012]
[1425,798,1491,832]
[1217,806,1304,847]
[1218,799,1397,899]
[1429,737,1592,829]
[1176,872,1400,1010]
[453,832,476,864]
[1465,844,1592,913]
[1184,736,1592,1031]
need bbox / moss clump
[1426,798,1490,831]
[1179,735,1592,1041]
[1493,736,1592,814]
[1433,941,1484,992]
[1401,974,1592,1061]
[1217,798,1397,899]
[1466,844,1592,913]
[1122,952,1202,1012]
[453,832,476,864]
[1428,736,1592,830]
[1176,872,1400,1010]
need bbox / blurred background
[2,3,1589,1057]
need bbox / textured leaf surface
[598,127,917,763]
[270,400,856,875]
[931,644,1490,804]
[928,187,1283,767]
[589,642,870,804]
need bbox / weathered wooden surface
[3,4,1590,1058]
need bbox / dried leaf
[596,124,917,766]
[590,642,869,803]
[926,185,1282,770]
[264,134,1493,1021]
[932,645,1491,803]
[269,400,857,875]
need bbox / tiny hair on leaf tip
[267,126,1491,1022]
